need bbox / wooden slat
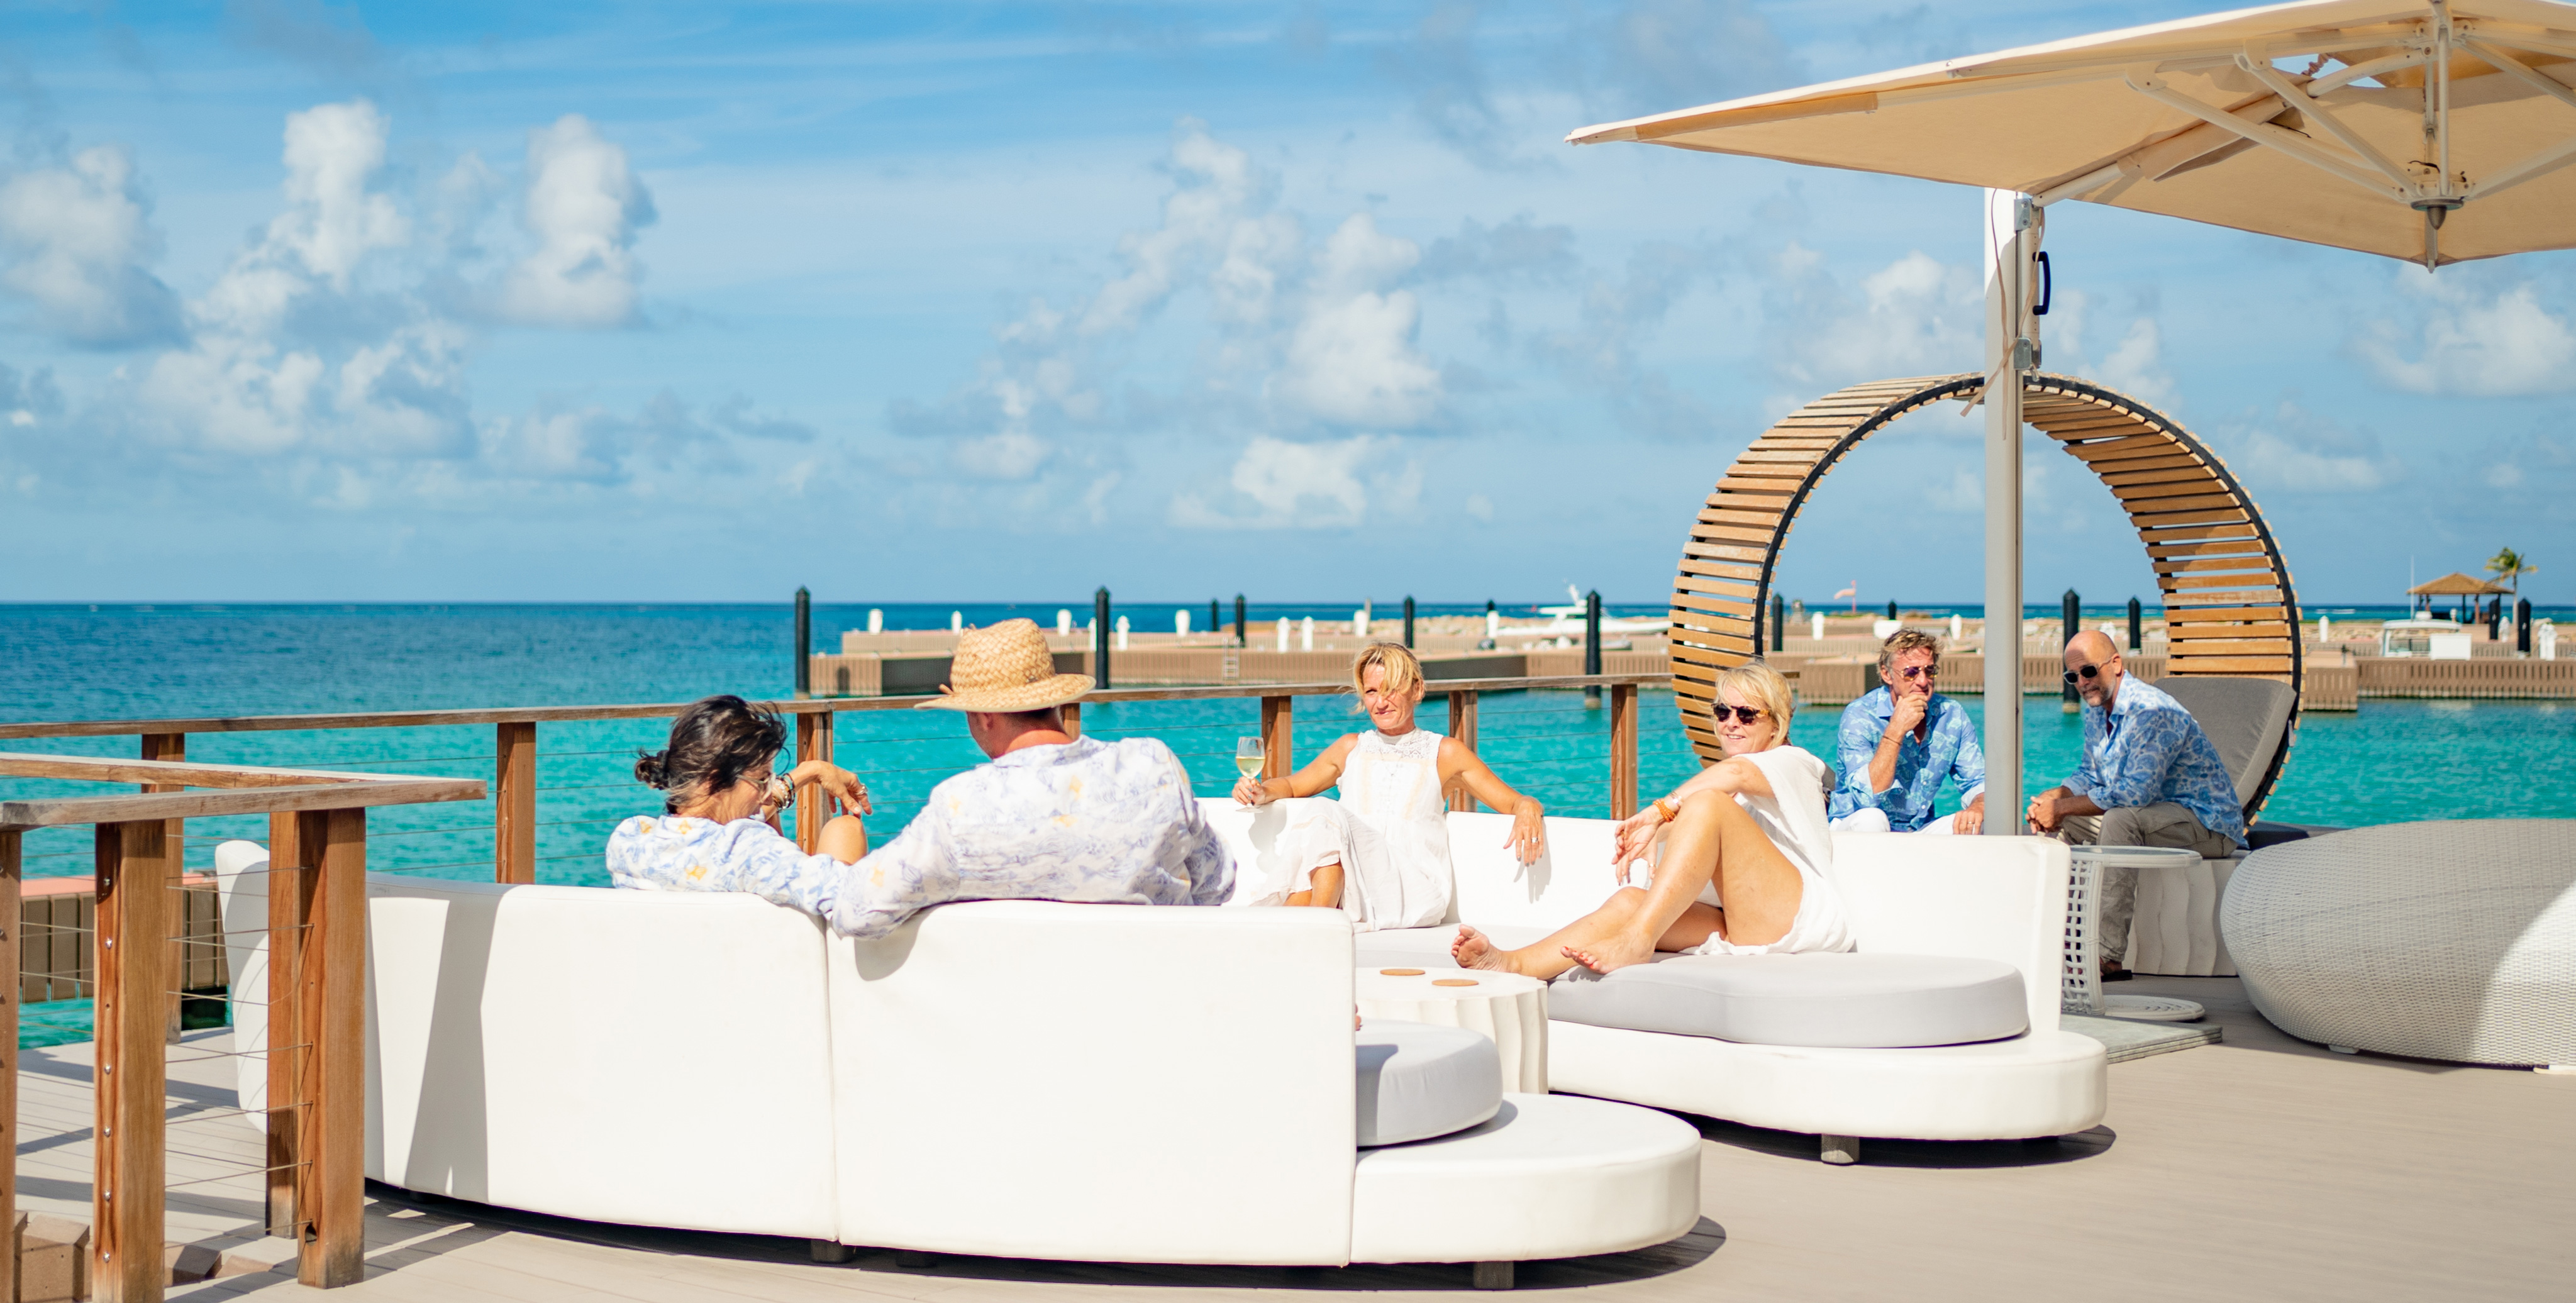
[1260,696,1293,787]
[2138,521,2264,544]
[0,753,389,788]
[1445,692,1479,813]
[2165,655,2297,673]
[1674,570,1758,596]
[2084,452,2205,475]
[1672,592,1757,619]
[2155,557,2279,578]
[0,829,15,1303]
[2165,606,2290,624]
[1701,508,1787,530]
[2112,479,2233,504]
[267,811,314,1241]
[2168,623,2294,640]
[2160,638,2296,657]
[1610,684,1639,821]
[299,807,365,1288]
[2148,538,2271,560]
[496,721,536,884]
[1713,476,1801,494]
[94,818,167,1303]
[0,779,484,831]
[2060,433,2177,460]
[1692,524,1779,546]
[2119,491,2244,514]
[1680,541,1769,565]
[2127,505,2251,528]
[2101,465,2221,489]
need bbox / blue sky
[0,1,2565,606]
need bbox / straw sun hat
[915,618,1094,712]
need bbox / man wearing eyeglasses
[2028,630,2246,978]
[1827,630,1986,834]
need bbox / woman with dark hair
[606,695,873,916]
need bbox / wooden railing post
[1445,691,1480,812]
[296,807,366,1289]
[1609,684,1640,821]
[495,722,535,884]
[141,733,184,1043]
[1260,696,1292,785]
[1,829,18,1303]
[1061,702,1082,739]
[794,711,834,854]
[93,818,169,1303]
[265,812,313,1241]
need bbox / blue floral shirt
[608,735,1235,938]
[2065,675,2247,848]
[1828,688,1985,830]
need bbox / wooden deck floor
[19,975,2572,1301]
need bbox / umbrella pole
[1980,190,2038,835]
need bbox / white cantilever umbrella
[1568,0,2576,831]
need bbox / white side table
[2129,851,2244,977]
[1356,967,1548,1094]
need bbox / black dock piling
[1584,590,1603,708]
[2062,589,2081,710]
[1770,594,1786,653]
[794,586,812,700]
[2128,597,2143,653]
[1235,594,1246,646]
[1094,587,1113,690]
[1403,596,1416,648]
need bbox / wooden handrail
[0,673,1674,739]
[0,752,393,788]
[0,778,483,831]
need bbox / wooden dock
[11,975,2554,1301]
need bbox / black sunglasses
[1716,706,1768,724]
[2062,663,2104,685]
[1894,663,1936,680]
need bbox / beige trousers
[2055,802,2234,969]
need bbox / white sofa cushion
[828,901,1361,1265]
[1357,1019,1501,1146]
[1350,1093,1702,1264]
[1545,952,2028,1048]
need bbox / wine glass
[1235,736,1265,782]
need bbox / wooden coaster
[1378,968,1426,977]
[1431,978,1479,987]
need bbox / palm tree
[2487,546,2536,594]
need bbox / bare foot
[1562,933,1653,975]
[1453,925,1509,972]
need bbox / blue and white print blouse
[606,813,848,917]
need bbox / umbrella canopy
[1568,0,2576,267]
[2410,571,2515,594]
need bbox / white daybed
[1204,802,2106,1161]
[213,842,1701,1284]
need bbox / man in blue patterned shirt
[2028,630,2246,977]
[1828,630,1985,833]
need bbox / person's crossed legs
[2057,801,2230,975]
[1453,789,1805,979]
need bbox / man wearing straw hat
[824,618,1234,938]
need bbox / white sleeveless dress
[1669,744,1852,956]
[1247,728,1454,930]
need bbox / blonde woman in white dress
[1454,661,1849,975]
[1231,643,1546,929]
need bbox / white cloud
[2217,402,2399,494]
[272,101,408,290]
[496,115,655,328]
[1270,214,1442,428]
[1772,248,1980,389]
[2357,270,2576,396]
[0,145,184,347]
[950,431,1052,480]
[1168,434,1414,530]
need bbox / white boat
[2379,617,2472,660]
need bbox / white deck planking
[10,977,2569,1300]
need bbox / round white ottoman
[1357,967,1548,1093]
[2223,819,2576,1067]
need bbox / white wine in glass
[1235,736,1265,780]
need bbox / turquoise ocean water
[3,603,2570,1045]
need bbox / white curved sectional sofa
[212,841,1701,1275]
[1202,803,2107,1153]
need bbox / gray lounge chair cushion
[1356,1019,1501,1146]
[1546,952,2029,1048]
[2153,675,2296,812]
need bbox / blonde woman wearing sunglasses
[1453,661,1849,976]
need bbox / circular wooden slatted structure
[1673,370,2302,813]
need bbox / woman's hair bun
[634,751,669,789]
